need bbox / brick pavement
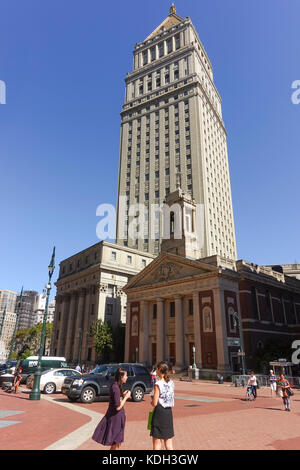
[1,380,300,450]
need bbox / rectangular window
[170,301,175,317]
[127,255,132,264]
[111,251,116,261]
[153,304,157,319]
[189,299,193,316]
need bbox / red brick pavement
[0,388,89,450]
[1,380,300,450]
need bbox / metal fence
[232,374,300,388]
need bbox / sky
[0,0,299,298]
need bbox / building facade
[116,5,237,260]
[50,241,155,364]
[33,294,55,325]
[123,190,300,375]
[0,289,18,360]
[17,290,38,330]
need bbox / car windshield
[90,365,108,376]
[41,369,52,375]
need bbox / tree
[10,322,53,358]
[89,319,113,363]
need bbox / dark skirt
[150,403,174,440]
[92,408,125,446]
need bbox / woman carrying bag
[92,367,131,450]
[150,361,175,450]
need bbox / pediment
[145,13,184,41]
[124,253,218,290]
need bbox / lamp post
[6,288,23,374]
[77,328,83,366]
[233,311,246,376]
[30,247,55,401]
[192,345,197,369]
[0,304,7,340]
[135,347,138,363]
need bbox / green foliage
[89,319,113,362]
[10,323,53,358]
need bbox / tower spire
[170,3,176,15]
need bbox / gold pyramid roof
[145,5,185,41]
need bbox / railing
[232,375,300,388]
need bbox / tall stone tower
[116,5,237,260]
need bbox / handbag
[287,387,294,397]
[147,410,154,430]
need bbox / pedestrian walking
[247,371,257,400]
[269,370,277,397]
[92,368,131,450]
[150,361,175,451]
[13,371,22,394]
[75,364,81,373]
[278,374,292,412]
[150,365,157,389]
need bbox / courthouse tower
[116,5,237,260]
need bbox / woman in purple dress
[92,368,131,450]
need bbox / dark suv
[61,363,152,404]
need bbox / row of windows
[139,34,182,68]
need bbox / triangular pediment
[145,13,184,41]
[124,253,218,290]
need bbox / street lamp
[30,247,55,401]
[0,304,7,340]
[192,345,197,369]
[6,288,23,374]
[77,328,83,366]
[135,347,138,363]
[233,311,246,376]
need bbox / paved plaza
[1,379,300,450]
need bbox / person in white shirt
[75,364,81,373]
[247,371,257,399]
[150,361,175,450]
[269,370,277,397]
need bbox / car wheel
[80,386,96,404]
[44,382,56,394]
[132,386,144,402]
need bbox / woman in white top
[247,371,257,399]
[150,361,175,450]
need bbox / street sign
[227,337,240,347]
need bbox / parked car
[0,360,18,375]
[61,363,152,404]
[26,368,81,394]
[19,356,68,385]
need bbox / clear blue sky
[0,0,299,298]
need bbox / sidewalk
[1,380,300,450]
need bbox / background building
[116,5,237,260]
[33,294,55,325]
[0,289,18,360]
[17,290,38,330]
[50,241,155,364]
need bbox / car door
[100,366,119,395]
[53,370,66,390]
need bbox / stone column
[213,288,230,373]
[72,289,86,364]
[81,286,92,363]
[139,300,150,365]
[175,295,184,370]
[64,293,77,363]
[57,295,70,357]
[156,298,165,363]
[124,302,131,362]
[193,292,202,368]
[50,295,61,355]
